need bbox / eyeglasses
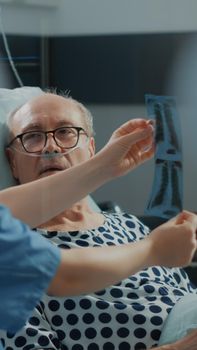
[7,126,88,154]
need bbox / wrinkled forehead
[9,96,85,135]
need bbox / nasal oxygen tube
[9,139,88,159]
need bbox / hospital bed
[0,86,196,290]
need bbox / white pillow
[0,86,44,189]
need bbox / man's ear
[88,137,95,158]
[5,148,18,180]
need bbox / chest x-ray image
[144,94,183,219]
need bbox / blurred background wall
[1,0,197,215]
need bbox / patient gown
[1,212,196,350]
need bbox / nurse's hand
[148,210,197,268]
[96,118,154,179]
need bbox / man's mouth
[39,165,65,176]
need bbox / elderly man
[1,92,197,350]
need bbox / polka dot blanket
[1,213,196,350]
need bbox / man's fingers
[176,211,197,228]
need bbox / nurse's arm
[1,119,154,228]
[48,212,197,296]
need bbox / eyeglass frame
[7,126,88,154]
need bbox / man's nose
[42,133,61,153]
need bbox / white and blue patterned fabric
[1,212,196,350]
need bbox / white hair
[8,88,95,138]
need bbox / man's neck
[38,198,104,232]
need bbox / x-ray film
[144,94,183,219]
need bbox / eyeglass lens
[22,127,80,152]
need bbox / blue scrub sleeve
[0,205,61,333]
